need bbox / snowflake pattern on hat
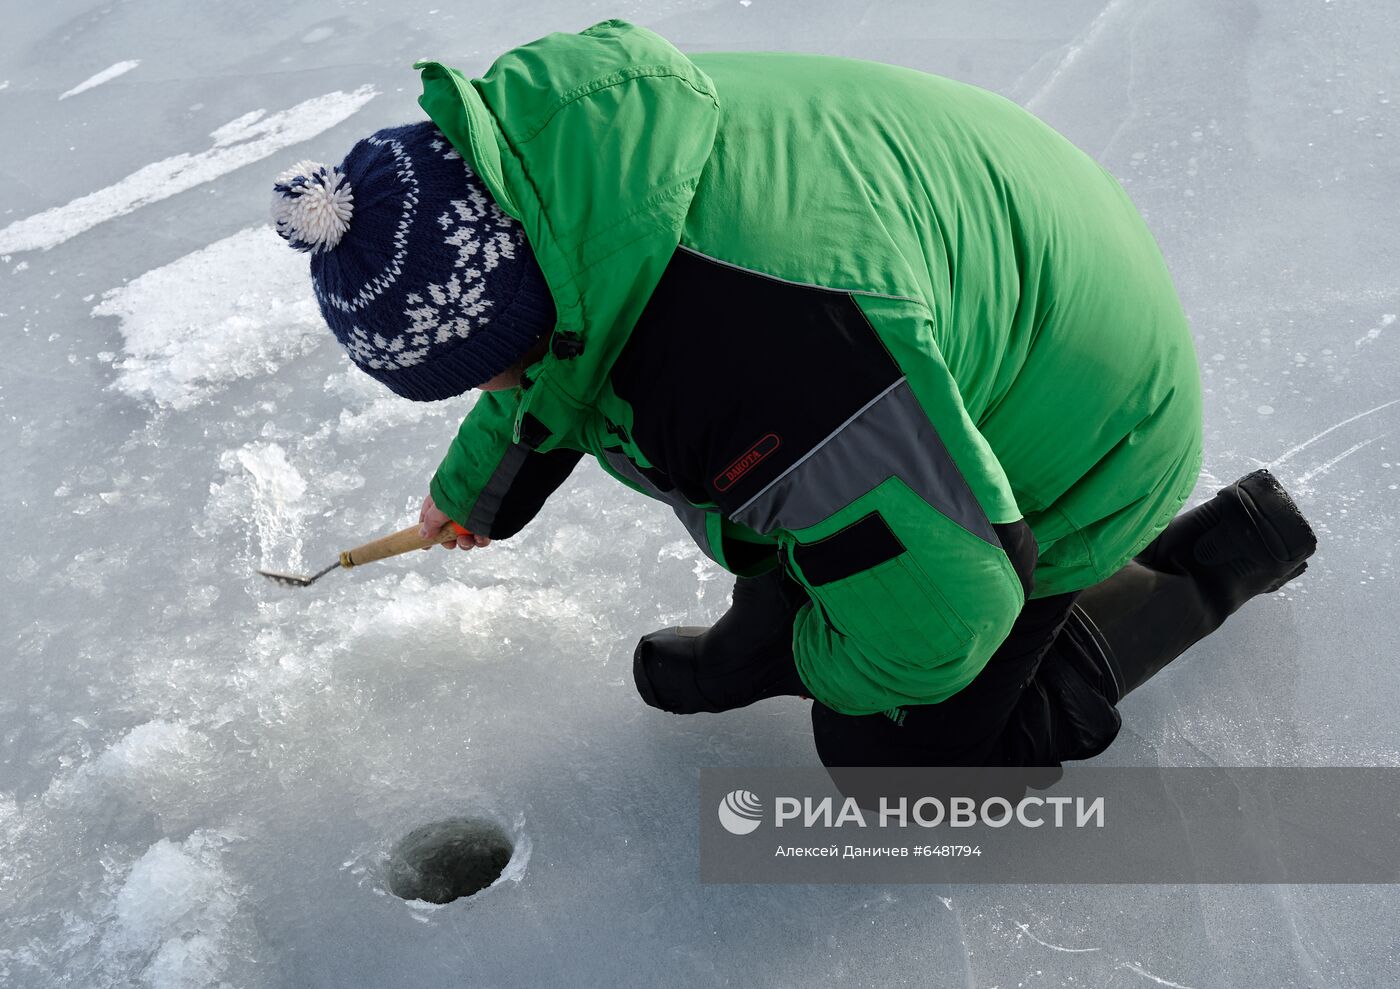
[343,187,522,371]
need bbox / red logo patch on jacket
[714,433,781,492]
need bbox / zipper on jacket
[513,362,545,445]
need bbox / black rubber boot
[1074,468,1318,697]
[1135,467,1316,610]
[633,567,809,714]
[1068,563,1220,700]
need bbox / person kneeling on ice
[270,20,1316,772]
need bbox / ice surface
[2,1,1398,987]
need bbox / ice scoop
[258,521,473,588]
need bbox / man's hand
[419,493,492,551]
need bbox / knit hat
[270,121,556,401]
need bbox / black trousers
[811,588,1123,769]
[807,471,1312,773]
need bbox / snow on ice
[92,227,323,409]
[58,60,142,101]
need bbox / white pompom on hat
[270,160,355,253]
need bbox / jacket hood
[415,20,720,449]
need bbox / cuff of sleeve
[429,472,476,534]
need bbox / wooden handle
[340,522,469,568]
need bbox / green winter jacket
[414,19,1203,717]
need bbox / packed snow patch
[59,59,141,99]
[0,85,376,253]
[1354,312,1395,347]
[93,226,322,408]
[108,831,242,989]
[92,720,214,783]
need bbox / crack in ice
[1025,0,1133,112]
[1014,921,1102,954]
[1117,960,1196,988]
[1293,435,1383,487]
[1264,397,1400,468]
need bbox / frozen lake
[2,1,1397,986]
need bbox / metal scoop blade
[257,561,341,588]
[255,521,470,589]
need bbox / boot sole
[632,638,662,710]
[632,627,709,714]
[1228,469,1318,565]
[1262,559,1308,594]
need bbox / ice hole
[385,817,514,904]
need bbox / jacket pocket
[792,544,976,670]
